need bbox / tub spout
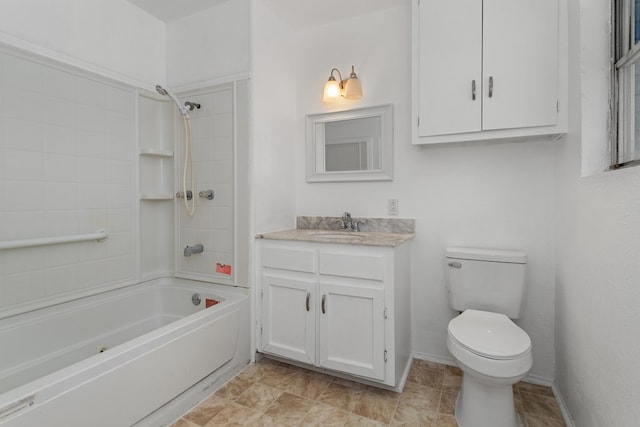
[184,244,204,257]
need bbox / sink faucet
[342,212,353,230]
[339,212,366,232]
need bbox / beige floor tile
[521,391,564,420]
[258,364,304,390]
[214,375,253,400]
[177,358,567,427]
[407,362,444,389]
[525,413,567,427]
[516,381,555,398]
[344,413,389,427]
[234,382,283,411]
[390,401,438,427]
[317,382,364,412]
[203,401,262,427]
[300,403,350,427]
[400,382,441,412]
[288,372,333,400]
[353,388,400,424]
[170,418,200,427]
[183,395,228,425]
[263,392,315,424]
[436,413,458,427]
[439,391,457,415]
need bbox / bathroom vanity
[255,225,413,389]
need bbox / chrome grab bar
[0,230,107,251]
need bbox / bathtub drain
[192,293,202,306]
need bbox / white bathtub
[0,277,250,427]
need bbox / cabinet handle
[471,80,476,100]
[321,294,326,314]
[306,292,310,312]
[489,76,494,98]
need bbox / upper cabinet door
[418,0,483,137]
[482,0,559,131]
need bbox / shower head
[154,84,189,117]
[155,85,168,96]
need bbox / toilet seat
[448,309,531,360]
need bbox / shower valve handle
[199,190,214,200]
[176,191,193,200]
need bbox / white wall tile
[45,125,77,155]
[4,118,44,151]
[3,87,43,122]
[5,149,44,181]
[43,96,77,128]
[43,182,78,210]
[77,130,108,158]
[4,181,44,211]
[4,54,43,92]
[45,153,78,182]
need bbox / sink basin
[309,233,366,239]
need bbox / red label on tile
[216,263,231,275]
[205,298,219,308]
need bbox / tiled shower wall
[176,85,235,285]
[0,48,136,312]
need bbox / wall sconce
[322,65,363,102]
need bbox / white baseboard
[552,382,576,427]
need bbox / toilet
[445,247,532,427]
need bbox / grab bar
[0,230,107,251]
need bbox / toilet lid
[448,309,531,360]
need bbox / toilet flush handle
[448,261,462,269]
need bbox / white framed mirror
[306,104,393,182]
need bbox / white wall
[555,0,640,425]
[289,3,557,381]
[0,0,165,88]
[166,0,250,90]
[250,0,297,234]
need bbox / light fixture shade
[343,76,362,99]
[323,78,341,102]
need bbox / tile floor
[171,358,566,427]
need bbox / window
[612,0,640,168]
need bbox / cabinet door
[418,0,483,137]
[318,281,386,381]
[261,274,316,365]
[482,0,558,130]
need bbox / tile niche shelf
[138,90,175,202]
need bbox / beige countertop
[256,228,415,247]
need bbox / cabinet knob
[471,80,476,101]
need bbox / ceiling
[126,0,231,22]
[126,0,403,27]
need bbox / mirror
[306,104,393,182]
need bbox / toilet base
[455,372,522,427]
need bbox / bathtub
[0,277,250,427]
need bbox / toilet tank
[445,247,527,319]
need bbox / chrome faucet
[338,212,366,232]
[342,212,353,230]
[184,243,204,257]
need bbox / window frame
[611,0,640,169]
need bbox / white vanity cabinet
[257,239,411,388]
[412,0,566,144]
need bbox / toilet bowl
[447,309,532,427]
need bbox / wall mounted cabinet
[412,0,567,144]
[256,239,411,388]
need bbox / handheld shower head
[155,85,168,96]
[154,85,189,117]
